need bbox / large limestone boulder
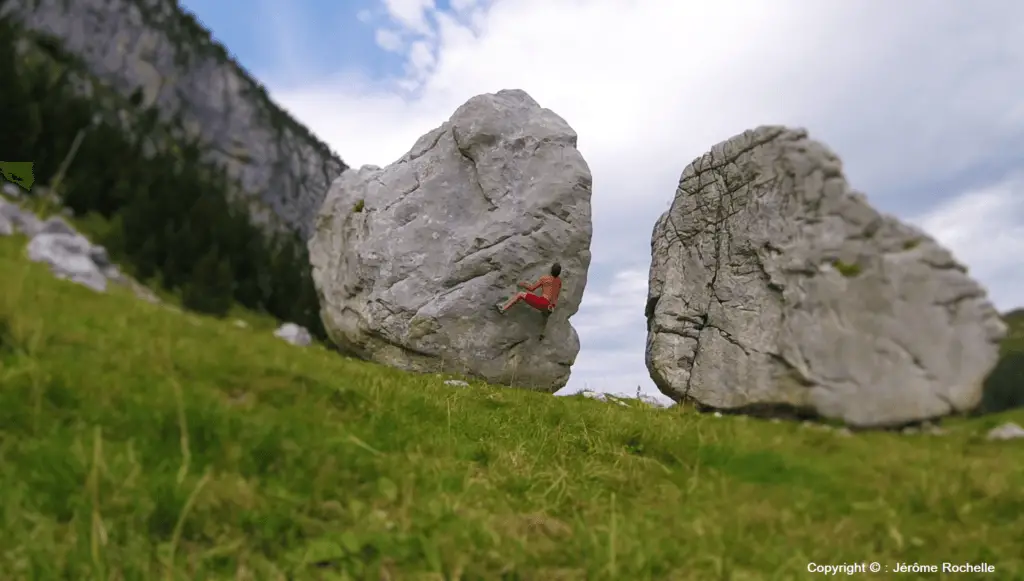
[645,126,1006,427]
[309,89,592,391]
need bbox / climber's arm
[519,278,544,291]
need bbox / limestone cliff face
[3,0,345,237]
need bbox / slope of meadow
[1,234,1022,580]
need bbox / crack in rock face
[309,89,593,391]
[645,126,1007,427]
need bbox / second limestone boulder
[645,126,1006,427]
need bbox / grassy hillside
[1,235,1023,580]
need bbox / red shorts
[523,293,552,311]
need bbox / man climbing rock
[498,263,562,314]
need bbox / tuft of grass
[902,238,921,251]
[832,259,862,277]
[0,235,1023,579]
[352,199,365,213]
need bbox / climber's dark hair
[551,262,561,277]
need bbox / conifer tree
[1,16,330,341]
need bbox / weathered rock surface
[987,422,1024,441]
[0,199,42,237]
[2,182,22,199]
[4,0,345,237]
[28,228,110,292]
[2,200,159,302]
[569,389,673,408]
[274,322,312,347]
[645,126,1006,428]
[310,89,592,391]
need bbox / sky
[180,0,1024,403]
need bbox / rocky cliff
[2,0,345,237]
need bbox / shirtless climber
[497,263,562,314]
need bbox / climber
[497,262,562,314]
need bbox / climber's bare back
[538,274,562,306]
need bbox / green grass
[831,259,862,277]
[1,234,1023,580]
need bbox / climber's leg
[522,293,551,312]
[498,292,528,313]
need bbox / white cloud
[912,177,1024,311]
[573,269,648,341]
[374,29,405,52]
[406,40,435,79]
[449,0,477,14]
[381,0,436,35]
[263,0,1024,397]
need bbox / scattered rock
[564,389,672,408]
[39,215,78,236]
[0,209,11,236]
[912,421,947,435]
[900,422,946,436]
[986,422,1024,441]
[2,182,21,199]
[443,379,469,387]
[0,199,43,237]
[26,216,146,295]
[637,394,674,408]
[3,202,159,302]
[579,390,630,407]
[273,323,312,347]
[27,231,109,292]
[310,89,593,392]
[645,126,1005,429]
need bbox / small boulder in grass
[274,323,312,347]
[986,422,1024,441]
